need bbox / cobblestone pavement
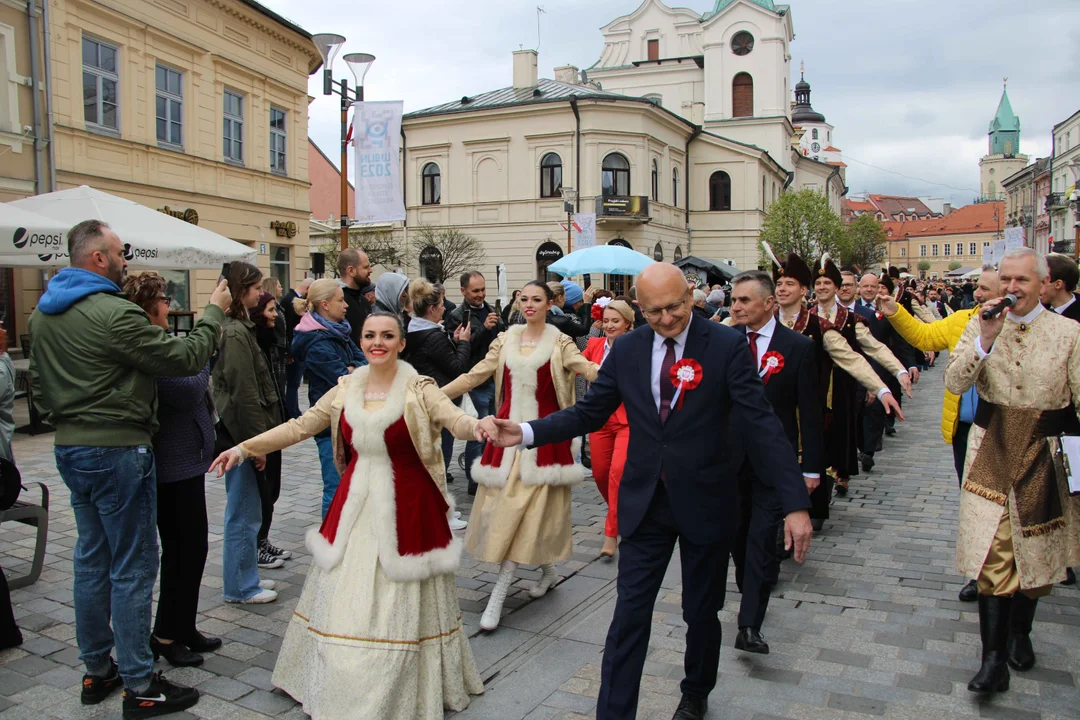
[0,361,1078,719]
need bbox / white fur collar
[504,324,560,374]
[341,361,417,439]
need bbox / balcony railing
[1047,193,1067,211]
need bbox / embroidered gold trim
[963,480,1008,506]
[292,611,464,645]
[1018,517,1066,538]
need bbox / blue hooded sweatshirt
[38,268,122,315]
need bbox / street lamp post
[312,34,375,251]
[561,186,578,255]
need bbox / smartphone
[219,262,232,282]
[494,298,502,316]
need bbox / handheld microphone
[981,293,1017,321]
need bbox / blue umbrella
[546,245,655,277]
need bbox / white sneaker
[226,589,277,604]
[452,511,462,519]
[259,579,276,590]
[449,517,468,531]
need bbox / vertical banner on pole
[573,213,597,249]
[1003,227,1024,250]
[352,101,406,223]
[497,263,507,305]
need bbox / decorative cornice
[203,0,319,71]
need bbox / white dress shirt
[976,303,1044,358]
[744,315,776,369]
[1053,295,1077,316]
[520,317,696,446]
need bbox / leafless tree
[412,225,487,284]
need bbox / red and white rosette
[669,358,703,410]
[759,351,785,385]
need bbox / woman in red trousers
[582,298,634,558]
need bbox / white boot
[529,563,558,598]
[480,562,516,631]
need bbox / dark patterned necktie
[658,338,676,424]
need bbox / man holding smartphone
[444,270,503,495]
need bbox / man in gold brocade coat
[945,247,1080,695]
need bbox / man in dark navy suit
[727,270,823,656]
[1043,253,1080,322]
[853,273,921,471]
[479,263,813,720]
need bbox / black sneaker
[81,658,122,705]
[122,672,199,719]
[260,538,291,560]
[257,547,285,569]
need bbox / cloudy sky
[262,0,1080,209]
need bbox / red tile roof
[882,202,1004,240]
[845,199,875,213]
[869,194,937,217]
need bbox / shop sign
[270,220,298,238]
[158,206,199,225]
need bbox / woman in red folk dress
[209,312,485,720]
[582,299,634,559]
[442,281,598,631]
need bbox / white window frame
[82,35,120,132]
[270,244,290,290]
[269,106,287,175]
[920,245,927,257]
[956,243,963,256]
[899,247,907,258]
[969,242,977,256]
[944,244,950,256]
[223,90,244,164]
[932,244,939,256]
[155,64,183,148]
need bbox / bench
[0,483,49,590]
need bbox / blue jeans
[55,445,158,688]
[315,434,340,518]
[223,460,262,601]
[463,379,496,482]
[285,360,305,419]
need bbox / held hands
[210,279,232,312]
[865,390,876,407]
[476,416,523,447]
[979,297,1008,351]
[484,312,499,330]
[880,392,906,422]
[803,475,820,494]
[784,510,813,563]
[909,367,920,385]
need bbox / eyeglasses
[157,295,173,306]
[641,298,687,319]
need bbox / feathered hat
[761,241,813,288]
[812,252,843,287]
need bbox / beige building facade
[385,0,844,299]
[2,0,318,340]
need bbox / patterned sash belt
[966,400,1071,538]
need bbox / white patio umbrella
[0,204,70,258]
[2,186,257,269]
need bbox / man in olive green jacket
[28,219,230,717]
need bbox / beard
[107,257,126,286]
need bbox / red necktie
[747,331,760,369]
[658,338,676,424]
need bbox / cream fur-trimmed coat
[441,324,599,488]
[237,362,478,581]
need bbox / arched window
[812,129,818,140]
[732,72,753,118]
[709,171,731,211]
[539,152,562,198]
[536,241,564,283]
[672,167,679,207]
[651,159,659,202]
[421,162,441,205]
[602,153,630,197]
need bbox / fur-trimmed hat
[761,241,813,288]
[812,253,843,287]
